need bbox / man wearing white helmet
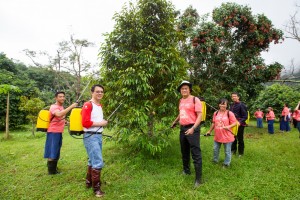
[171,80,203,188]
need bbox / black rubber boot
[47,160,59,175]
[194,166,202,188]
[183,164,191,175]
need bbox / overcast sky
[1,0,300,72]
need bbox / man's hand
[185,127,194,135]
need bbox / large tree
[285,3,300,42]
[24,34,94,102]
[100,0,186,155]
[178,3,284,101]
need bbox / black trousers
[179,125,202,173]
[231,125,245,155]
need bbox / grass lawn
[0,120,300,200]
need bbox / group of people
[42,81,300,198]
[44,84,107,198]
[254,103,300,135]
[171,81,248,188]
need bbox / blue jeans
[257,118,263,128]
[213,141,232,166]
[268,120,274,134]
[296,121,300,133]
[83,133,104,169]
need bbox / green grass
[1,121,300,200]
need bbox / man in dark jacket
[230,92,248,157]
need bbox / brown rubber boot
[92,168,105,198]
[86,165,92,188]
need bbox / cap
[177,80,192,92]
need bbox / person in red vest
[205,98,238,168]
[266,107,275,134]
[280,103,290,132]
[44,91,78,175]
[254,108,264,128]
[171,81,203,188]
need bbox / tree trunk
[31,121,35,137]
[5,92,10,139]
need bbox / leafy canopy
[100,0,186,155]
[178,3,284,101]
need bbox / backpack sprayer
[36,79,92,133]
[204,101,239,136]
[69,102,122,139]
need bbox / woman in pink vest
[266,107,275,134]
[206,98,238,168]
[280,103,290,132]
[254,108,264,128]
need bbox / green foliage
[178,3,284,100]
[0,53,38,130]
[1,124,300,199]
[251,83,300,115]
[19,96,45,135]
[100,0,187,155]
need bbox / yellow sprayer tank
[231,123,239,136]
[201,101,206,122]
[36,110,51,132]
[69,107,84,135]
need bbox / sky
[1,0,300,73]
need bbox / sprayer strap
[84,131,102,134]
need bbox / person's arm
[53,102,78,117]
[205,122,214,136]
[185,111,202,135]
[82,102,108,128]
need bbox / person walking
[171,81,203,188]
[44,91,78,175]
[266,107,275,134]
[280,103,290,132]
[81,84,108,198]
[254,108,264,128]
[205,98,238,168]
[230,92,248,157]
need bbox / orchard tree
[100,0,187,155]
[0,84,21,139]
[19,96,45,136]
[178,3,284,100]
